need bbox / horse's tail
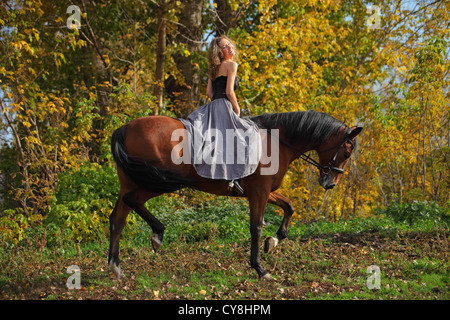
[111,125,130,175]
[111,125,193,193]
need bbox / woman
[178,36,261,195]
[206,36,241,116]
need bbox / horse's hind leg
[122,189,164,252]
[109,188,163,280]
[109,194,131,280]
[264,191,295,253]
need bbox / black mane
[250,110,349,147]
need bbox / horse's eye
[344,152,351,159]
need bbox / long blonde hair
[208,35,239,81]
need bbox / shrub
[44,161,132,243]
[0,208,43,245]
[130,196,251,245]
[377,200,449,227]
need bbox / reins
[256,123,352,175]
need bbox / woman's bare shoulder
[223,60,238,73]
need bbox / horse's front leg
[264,191,295,253]
[248,191,273,280]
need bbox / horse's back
[125,116,185,162]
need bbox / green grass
[1,199,449,300]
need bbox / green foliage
[0,208,43,245]
[376,201,449,227]
[131,196,251,246]
[44,161,125,243]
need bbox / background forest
[0,0,449,244]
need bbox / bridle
[300,136,354,175]
[257,124,354,176]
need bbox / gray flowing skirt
[178,98,262,180]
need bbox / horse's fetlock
[276,229,288,240]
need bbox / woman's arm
[206,78,213,100]
[225,61,240,116]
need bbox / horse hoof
[114,273,126,282]
[151,234,162,252]
[262,273,274,281]
[264,237,279,253]
[109,262,126,281]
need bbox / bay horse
[109,110,362,280]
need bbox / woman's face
[219,38,235,58]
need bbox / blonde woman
[179,36,261,195]
[206,36,240,116]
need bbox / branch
[0,98,30,213]
[80,0,119,85]
[0,99,25,163]
[337,0,444,96]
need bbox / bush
[44,161,130,243]
[130,196,251,245]
[0,208,43,245]
[377,200,449,227]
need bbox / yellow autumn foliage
[0,0,449,244]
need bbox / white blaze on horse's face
[318,126,362,190]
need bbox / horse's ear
[349,126,363,139]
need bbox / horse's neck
[277,129,319,157]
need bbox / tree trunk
[154,0,167,115]
[0,100,30,214]
[165,0,203,118]
[92,49,111,159]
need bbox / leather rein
[257,124,354,175]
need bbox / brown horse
[109,110,362,280]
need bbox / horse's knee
[282,201,294,217]
[250,221,263,236]
[110,208,128,234]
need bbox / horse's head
[317,126,362,190]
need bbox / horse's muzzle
[319,175,335,190]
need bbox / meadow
[1,197,448,300]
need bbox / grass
[0,198,449,300]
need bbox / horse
[109,110,363,280]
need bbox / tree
[154,0,167,115]
[1,0,449,232]
[165,0,204,117]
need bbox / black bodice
[212,75,237,101]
